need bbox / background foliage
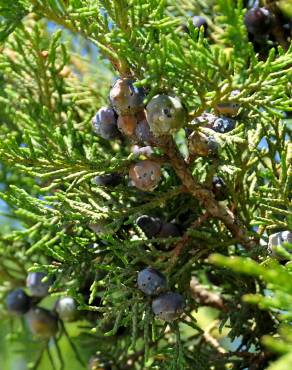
[0,0,291,369]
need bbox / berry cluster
[186,104,237,200]
[5,272,78,339]
[86,6,291,360]
[90,73,237,340]
[187,4,291,56]
[137,267,185,322]
[246,5,291,61]
[92,75,234,205]
[92,78,188,192]
[136,215,180,250]
[186,88,239,173]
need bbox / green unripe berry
[146,95,187,136]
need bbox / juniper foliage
[0,0,291,369]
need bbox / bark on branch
[158,136,255,250]
[190,277,228,312]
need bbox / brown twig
[172,212,209,257]
[201,322,272,368]
[221,350,273,370]
[189,277,228,312]
[202,321,227,354]
[158,136,254,250]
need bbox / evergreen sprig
[0,0,291,369]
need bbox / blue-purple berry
[212,176,228,201]
[137,267,167,296]
[6,288,31,315]
[211,117,235,133]
[192,16,208,34]
[136,215,163,238]
[208,136,219,153]
[158,223,180,238]
[191,112,217,127]
[92,107,120,140]
[94,173,123,187]
[183,15,208,35]
[26,272,51,297]
[152,292,185,322]
[135,119,155,144]
[55,297,78,322]
[244,7,273,36]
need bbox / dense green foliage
[0,0,291,369]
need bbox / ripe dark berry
[55,297,78,322]
[117,114,137,136]
[192,16,208,34]
[26,272,51,297]
[244,7,273,36]
[183,15,208,35]
[6,289,31,315]
[212,176,228,201]
[146,95,187,136]
[158,222,180,238]
[154,222,181,251]
[137,267,167,296]
[109,78,144,115]
[26,307,58,338]
[87,243,100,253]
[136,215,162,238]
[215,90,240,117]
[129,160,161,191]
[94,173,123,187]
[280,231,292,244]
[152,292,185,322]
[135,119,155,144]
[92,107,120,140]
[268,231,292,259]
[188,131,219,157]
[283,21,292,36]
[211,117,235,133]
